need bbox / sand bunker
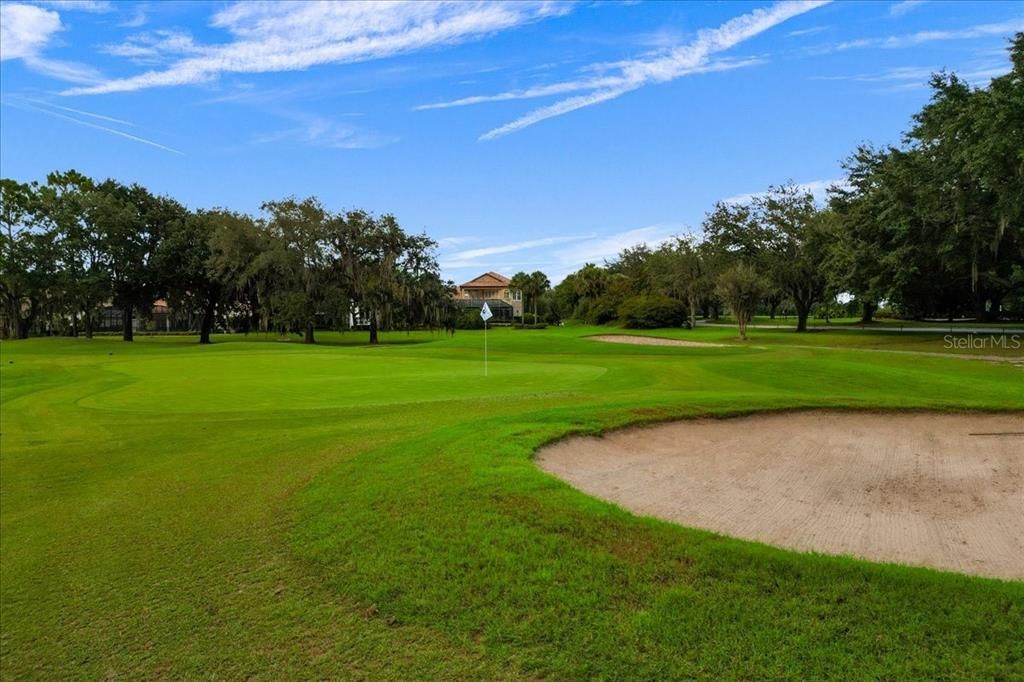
[589,334,727,348]
[538,411,1024,579]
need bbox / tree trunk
[304,320,315,344]
[860,301,877,324]
[795,304,809,332]
[738,313,748,341]
[987,293,1003,322]
[973,293,985,323]
[84,310,94,339]
[688,294,697,330]
[17,317,30,340]
[199,299,216,344]
[768,299,778,320]
[123,307,134,342]
[368,313,379,345]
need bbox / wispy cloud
[835,19,1024,50]
[723,178,849,205]
[788,25,830,37]
[437,236,479,248]
[442,234,593,268]
[118,4,147,28]
[36,1,112,13]
[63,1,572,96]
[889,1,926,18]
[3,98,183,154]
[101,29,200,65]
[0,2,104,83]
[253,112,397,150]
[813,60,1011,91]
[417,1,831,140]
[417,57,761,111]
[440,224,694,283]
[554,224,686,266]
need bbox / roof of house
[460,271,511,288]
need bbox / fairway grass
[1,328,1022,679]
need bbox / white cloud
[119,5,147,28]
[441,234,593,268]
[19,56,102,83]
[63,1,572,96]
[554,224,686,266]
[722,179,849,205]
[440,224,696,283]
[787,25,829,37]
[889,1,926,18]
[101,29,199,64]
[835,19,1024,50]
[417,1,830,140]
[0,2,103,83]
[35,1,112,13]
[436,236,479,248]
[418,57,761,111]
[813,60,1011,91]
[1,3,62,61]
[253,113,397,150]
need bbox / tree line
[3,36,1021,341]
[0,173,454,343]
[548,35,1023,332]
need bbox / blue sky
[1,0,1021,283]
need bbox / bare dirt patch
[537,411,1024,579]
[588,334,728,348]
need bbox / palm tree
[509,271,530,322]
[528,270,550,323]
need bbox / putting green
[79,352,607,412]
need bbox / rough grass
[1,327,1022,679]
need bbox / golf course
[2,326,1022,679]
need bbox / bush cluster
[618,295,686,329]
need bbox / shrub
[577,296,619,325]
[617,295,686,329]
[521,312,541,325]
[454,308,485,329]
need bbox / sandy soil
[588,334,727,348]
[537,411,1024,579]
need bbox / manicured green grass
[607,323,1024,357]
[1,328,1022,679]
[711,315,1024,330]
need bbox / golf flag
[480,302,492,377]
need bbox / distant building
[453,272,523,321]
[98,299,175,332]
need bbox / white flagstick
[480,302,493,377]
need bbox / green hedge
[618,295,686,329]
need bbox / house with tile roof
[453,272,523,321]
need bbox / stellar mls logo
[944,334,1022,351]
